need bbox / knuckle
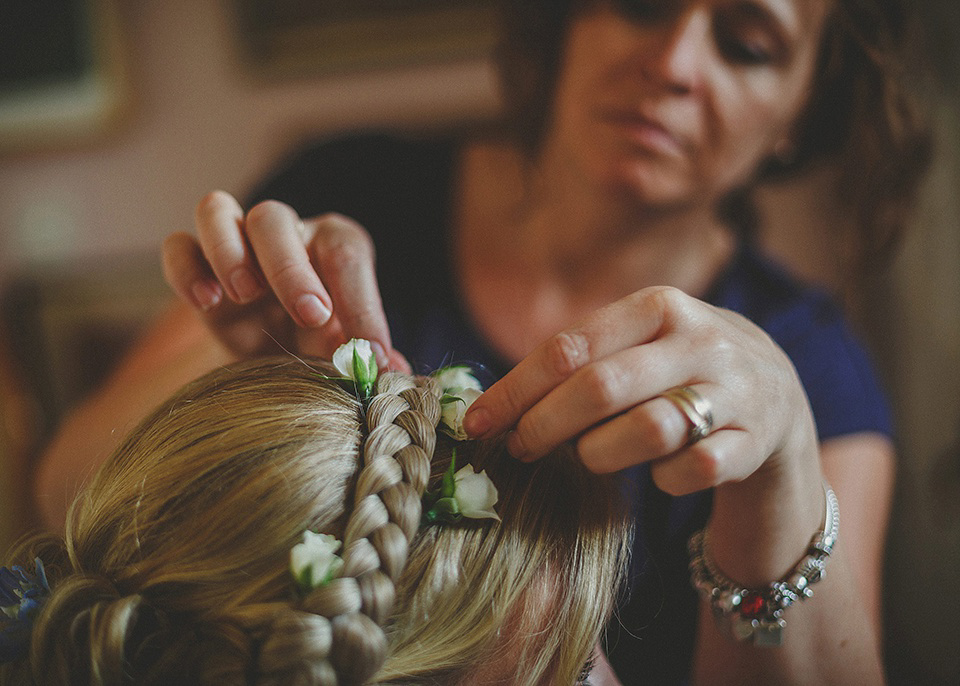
[545,331,590,379]
[318,236,371,278]
[316,214,375,249]
[205,233,240,264]
[646,285,695,324]
[516,414,547,454]
[706,331,736,367]
[267,256,308,291]
[629,408,675,456]
[501,377,532,417]
[580,363,621,411]
[246,199,297,231]
[647,284,685,308]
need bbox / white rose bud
[332,338,378,396]
[434,365,483,394]
[440,387,482,440]
[290,531,344,591]
[453,464,500,521]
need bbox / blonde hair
[2,357,631,685]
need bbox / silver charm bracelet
[687,481,839,646]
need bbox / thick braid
[257,371,441,686]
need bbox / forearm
[693,541,884,685]
[691,431,892,685]
[34,302,234,530]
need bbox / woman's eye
[719,35,776,65]
[714,15,783,66]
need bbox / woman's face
[542,0,830,207]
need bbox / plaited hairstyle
[1,357,630,685]
[496,0,932,265]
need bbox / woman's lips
[598,110,687,156]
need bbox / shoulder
[710,245,893,440]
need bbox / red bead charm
[739,592,766,619]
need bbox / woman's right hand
[162,190,408,370]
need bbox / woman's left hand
[462,286,888,683]
[463,286,815,495]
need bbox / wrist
[708,423,823,585]
[690,481,839,646]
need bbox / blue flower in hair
[0,558,50,663]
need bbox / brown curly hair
[495,0,932,266]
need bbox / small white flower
[453,465,500,521]
[332,338,374,380]
[290,531,344,591]
[440,387,482,440]
[332,338,378,395]
[434,365,483,394]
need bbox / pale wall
[0,0,499,282]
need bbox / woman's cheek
[712,94,785,184]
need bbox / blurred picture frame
[0,0,128,153]
[1,256,170,443]
[234,0,500,78]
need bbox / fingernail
[295,294,331,327]
[370,341,387,367]
[506,430,529,460]
[230,268,261,302]
[463,406,491,438]
[191,281,222,311]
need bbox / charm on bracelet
[687,481,839,646]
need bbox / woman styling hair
[36,0,931,683]
[6,357,629,684]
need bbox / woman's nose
[641,10,711,95]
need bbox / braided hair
[2,357,629,685]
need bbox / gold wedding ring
[661,386,714,445]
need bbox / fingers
[458,282,770,492]
[649,429,758,495]
[464,287,682,439]
[162,232,222,311]
[194,190,263,303]
[503,339,695,461]
[575,388,725,472]
[193,192,336,330]
[244,201,333,329]
[309,214,395,354]
[572,387,761,497]
[183,192,397,364]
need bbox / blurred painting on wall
[0,0,127,153]
[234,0,500,77]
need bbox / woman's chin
[598,162,694,210]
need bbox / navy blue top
[250,133,892,685]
